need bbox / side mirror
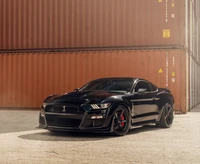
[74,88,79,92]
[137,88,147,94]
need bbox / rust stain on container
[0,0,185,50]
[0,50,187,113]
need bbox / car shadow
[127,125,161,135]
[18,125,160,141]
[18,131,111,141]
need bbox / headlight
[90,103,111,109]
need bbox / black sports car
[39,77,174,136]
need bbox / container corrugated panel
[0,50,187,112]
[0,0,185,50]
[188,0,200,59]
[188,0,200,109]
[190,58,195,108]
[189,57,200,109]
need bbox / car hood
[44,90,124,104]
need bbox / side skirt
[132,113,159,124]
[131,120,157,127]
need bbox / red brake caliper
[120,114,125,127]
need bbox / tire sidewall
[112,105,131,136]
[161,103,174,128]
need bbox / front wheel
[112,105,131,136]
[157,103,174,128]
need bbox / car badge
[62,106,66,112]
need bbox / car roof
[91,77,137,81]
[90,77,154,84]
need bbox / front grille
[45,105,84,114]
[46,115,81,127]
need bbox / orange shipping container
[0,0,186,50]
[0,50,187,113]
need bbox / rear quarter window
[150,83,158,91]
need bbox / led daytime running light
[91,103,111,109]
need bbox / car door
[131,80,159,124]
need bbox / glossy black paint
[39,77,174,133]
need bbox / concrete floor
[0,107,200,164]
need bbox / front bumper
[39,107,114,133]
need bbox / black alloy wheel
[112,105,131,136]
[157,103,174,128]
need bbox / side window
[150,83,158,92]
[134,81,151,92]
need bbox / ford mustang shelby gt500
[39,77,174,136]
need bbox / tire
[157,103,174,128]
[112,105,131,136]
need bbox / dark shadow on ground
[19,131,110,141]
[18,125,161,141]
[127,125,161,135]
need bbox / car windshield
[80,79,133,92]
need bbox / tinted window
[134,81,151,92]
[80,79,133,92]
[150,83,158,91]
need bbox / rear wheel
[157,103,174,128]
[112,105,131,136]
